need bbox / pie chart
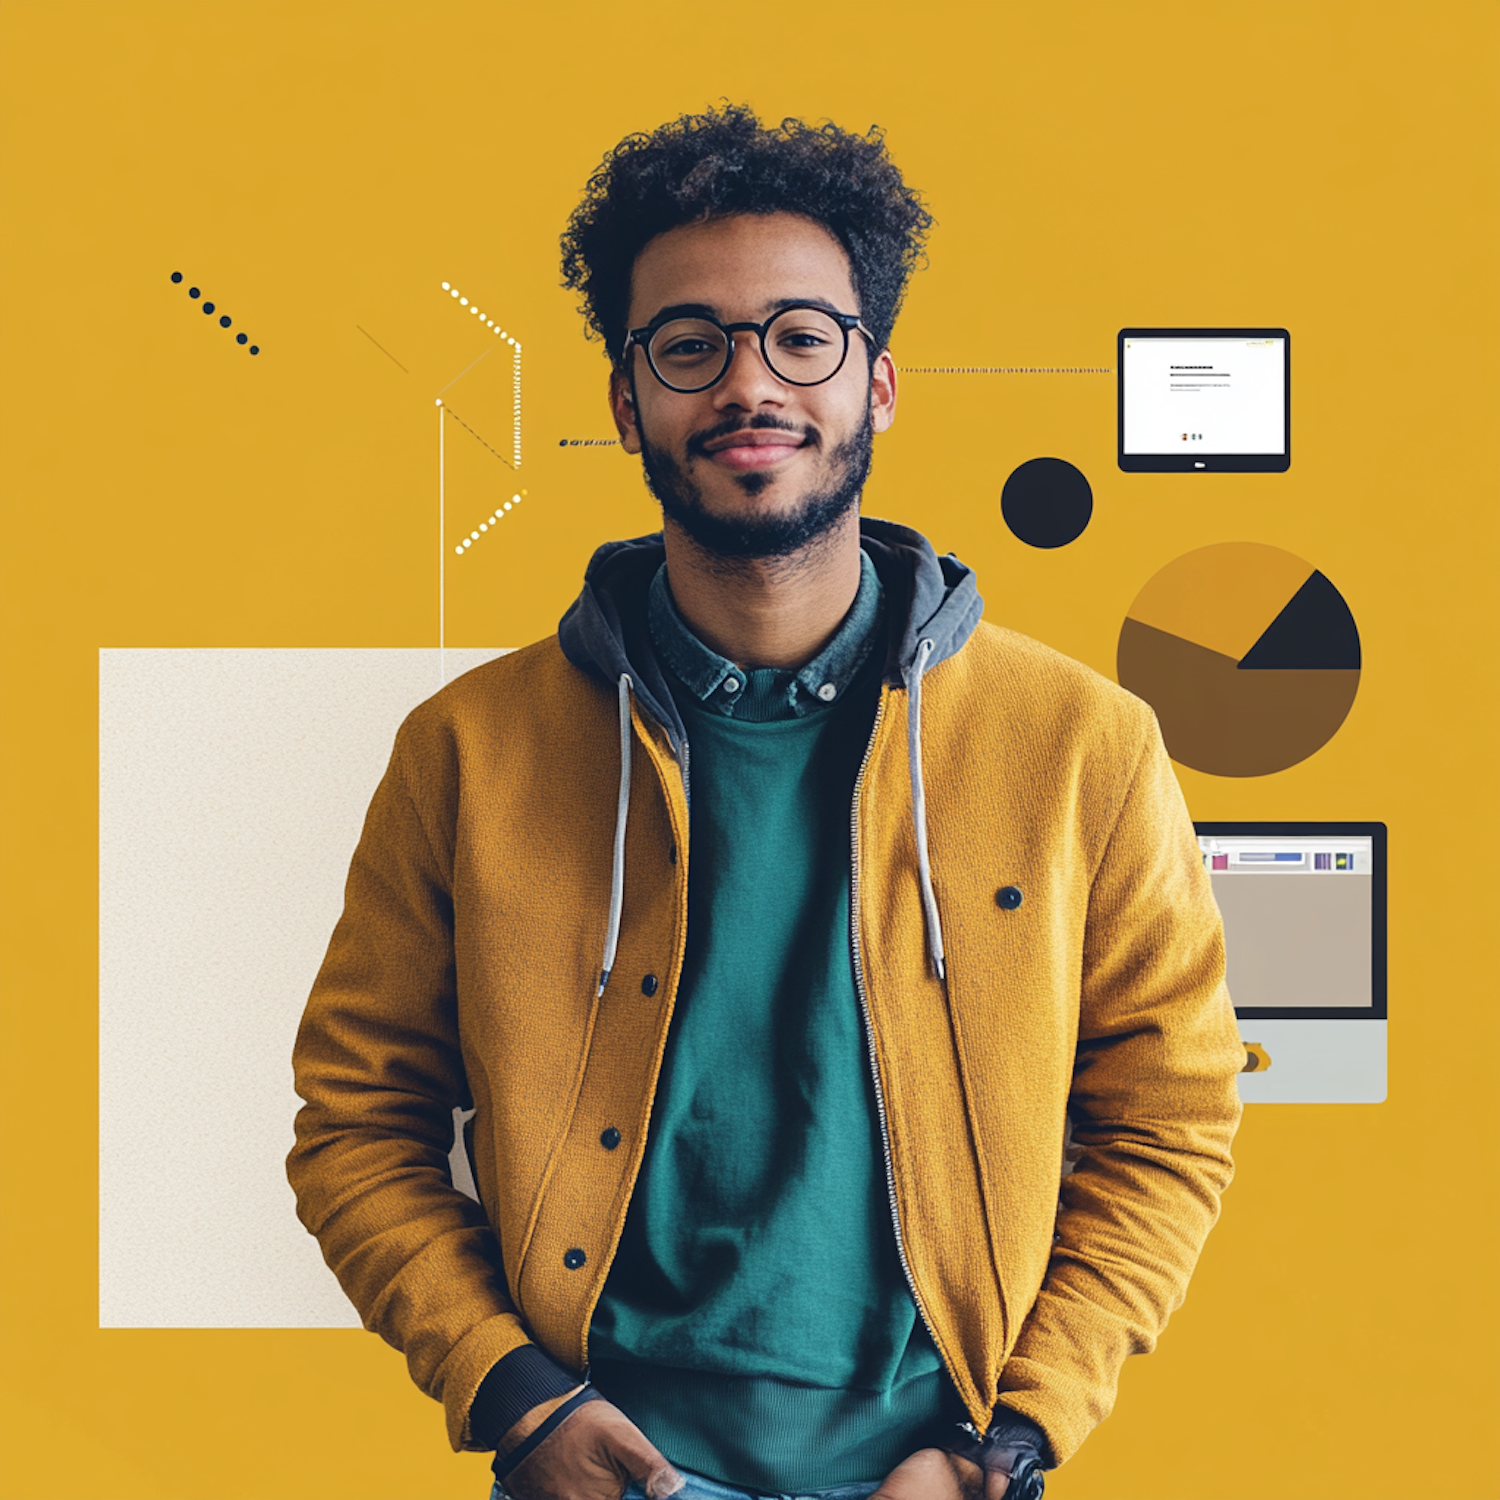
[1117,543,1361,776]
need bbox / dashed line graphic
[454,491,526,555]
[170,271,260,353]
[897,365,1112,374]
[445,405,514,469]
[441,280,522,468]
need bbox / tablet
[1119,328,1290,471]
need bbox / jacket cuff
[986,1405,1053,1466]
[940,1404,1054,1472]
[467,1343,585,1451]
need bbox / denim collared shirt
[647,551,885,723]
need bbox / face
[611,212,897,560]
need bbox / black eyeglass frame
[621,304,876,393]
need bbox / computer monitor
[1195,821,1387,1102]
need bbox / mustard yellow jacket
[287,522,1244,1468]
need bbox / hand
[869,1447,1010,1500]
[500,1397,685,1500]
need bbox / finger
[608,1422,683,1499]
[871,1447,968,1500]
[984,1469,1010,1500]
[943,1451,986,1499]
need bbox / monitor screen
[1121,332,1287,460]
[1128,330,1290,465]
[1195,824,1386,1020]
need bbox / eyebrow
[638,295,850,327]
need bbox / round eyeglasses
[622,304,875,393]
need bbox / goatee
[640,411,874,562]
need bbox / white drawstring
[598,673,633,997]
[907,638,947,981]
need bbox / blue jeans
[491,1472,880,1500]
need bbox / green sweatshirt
[586,559,963,1491]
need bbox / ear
[610,368,642,454]
[869,348,897,434]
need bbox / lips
[700,429,807,470]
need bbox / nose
[712,329,788,412]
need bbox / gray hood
[558,516,984,756]
[558,517,982,994]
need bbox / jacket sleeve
[286,715,575,1451]
[994,708,1245,1464]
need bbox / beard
[639,408,874,562]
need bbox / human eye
[650,319,725,372]
[661,334,717,358]
[770,312,840,359]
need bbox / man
[288,105,1244,1500]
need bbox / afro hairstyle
[560,103,933,368]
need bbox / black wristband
[490,1386,602,1483]
[470,1344,584,1451]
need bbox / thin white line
[438,401,446,686]
[439,346,493,396]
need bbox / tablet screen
[1119,330,1289,470]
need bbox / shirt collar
[647,550,885,721]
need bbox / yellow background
[2,1,1497,1496]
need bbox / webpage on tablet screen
[1124,336,1285,454]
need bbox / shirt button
[996,885,1024,910]
[600,1127,622,1150]
[641,973,658,996]
[563,1248,586,1270]
[723,677,741,693]
[817,683,837,701]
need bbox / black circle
[203,302,215,314]
[236,333,247,345]
[189,287,201,298]
[996,886,1024,910]
[641,974,658,996]
[563,1248,587,1269]
[170,272,183,283]
[1001,458,1093,549]
[600,1127,622,1150]
[559,439,568,446]
[220,315,231,328]
[249,346,259,355]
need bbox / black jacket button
[563,1248,586,1269]
[997,886,1024,910]
[641,974,658,996]
[600,1127,621,1150]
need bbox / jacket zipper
[848,691,947,1367]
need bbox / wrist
[496,1384,589,1458]
[491,1386,602,1484]
[468,1343,584,1451]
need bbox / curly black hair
[560,103,933,368]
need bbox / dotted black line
[898,365,1112,374]
[558,438,619,447]
[445,405,515,469]
[171,271,259,353]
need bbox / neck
[661,511,863,671]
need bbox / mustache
[684,413,819,460]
